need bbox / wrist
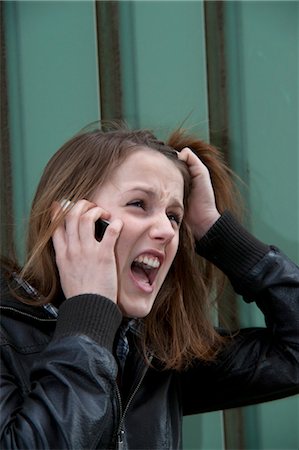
[196,211,270,280]
[54,294,122,351]
[192,212,221,240]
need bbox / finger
[178,147,208,177]
[52,224,67,257]
[100,219,123,255]
[178,147,200,164]
[177,147,198,167]
[51,200,79,257]
[51,200,66,222]
[60,199,75,211]
[51,201,67,253]
[177,147,190,161]
[63,200,98,245]
[77,206,111,247]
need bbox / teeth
[134,254,160,269]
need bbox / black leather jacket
[1,213,299,449]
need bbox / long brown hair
[5,125,240,370]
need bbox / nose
[149,214,176,243]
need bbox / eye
[167,213,182,227]
[127,200,145,209]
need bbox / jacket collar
[0,273,57,323]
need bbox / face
[92,148,184,318]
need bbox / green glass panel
[4,0,100,258]
[224,1,299,449]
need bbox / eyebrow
[124,187,184,213]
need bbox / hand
[178,148,220,239]
[52,200,123,302]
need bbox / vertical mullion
[95,0,123,122]
[204,0,229,160]
[0,1,15,260]
[204,2,245,449]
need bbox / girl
[1,127,298,449]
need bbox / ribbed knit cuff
[196,211,270,281]
[53,294,122,352]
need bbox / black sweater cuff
[196,211,270,282]
[53,294,122,352]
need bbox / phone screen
[95,219,109,241]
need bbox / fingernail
[60,199,74,211]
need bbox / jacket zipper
[115,354,153,449]
[0,306,57,322]
[2,304,151,448]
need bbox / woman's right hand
[51,200,123,302]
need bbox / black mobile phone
[95,219,109,242]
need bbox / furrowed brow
[125,187,184,213]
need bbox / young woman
[1,127,298,449]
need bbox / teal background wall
[224,2,299,449]
[4,0,100,257]
[119,0,210,140]
[3,1,298,449]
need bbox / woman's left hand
[178,147,220,239]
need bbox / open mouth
[131,254,161,286]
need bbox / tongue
[132,264,150,284]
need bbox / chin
[118,298,154,319]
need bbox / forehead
[91,148,185,210]
[112,148,184,191]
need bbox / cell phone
[95,219,109,242]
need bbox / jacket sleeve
[0,294,122,449]
[181,211,299,415]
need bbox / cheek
[114,227,135,269]
[163,237,179,273]
[114,239,129,270]
[171,235,180,258]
